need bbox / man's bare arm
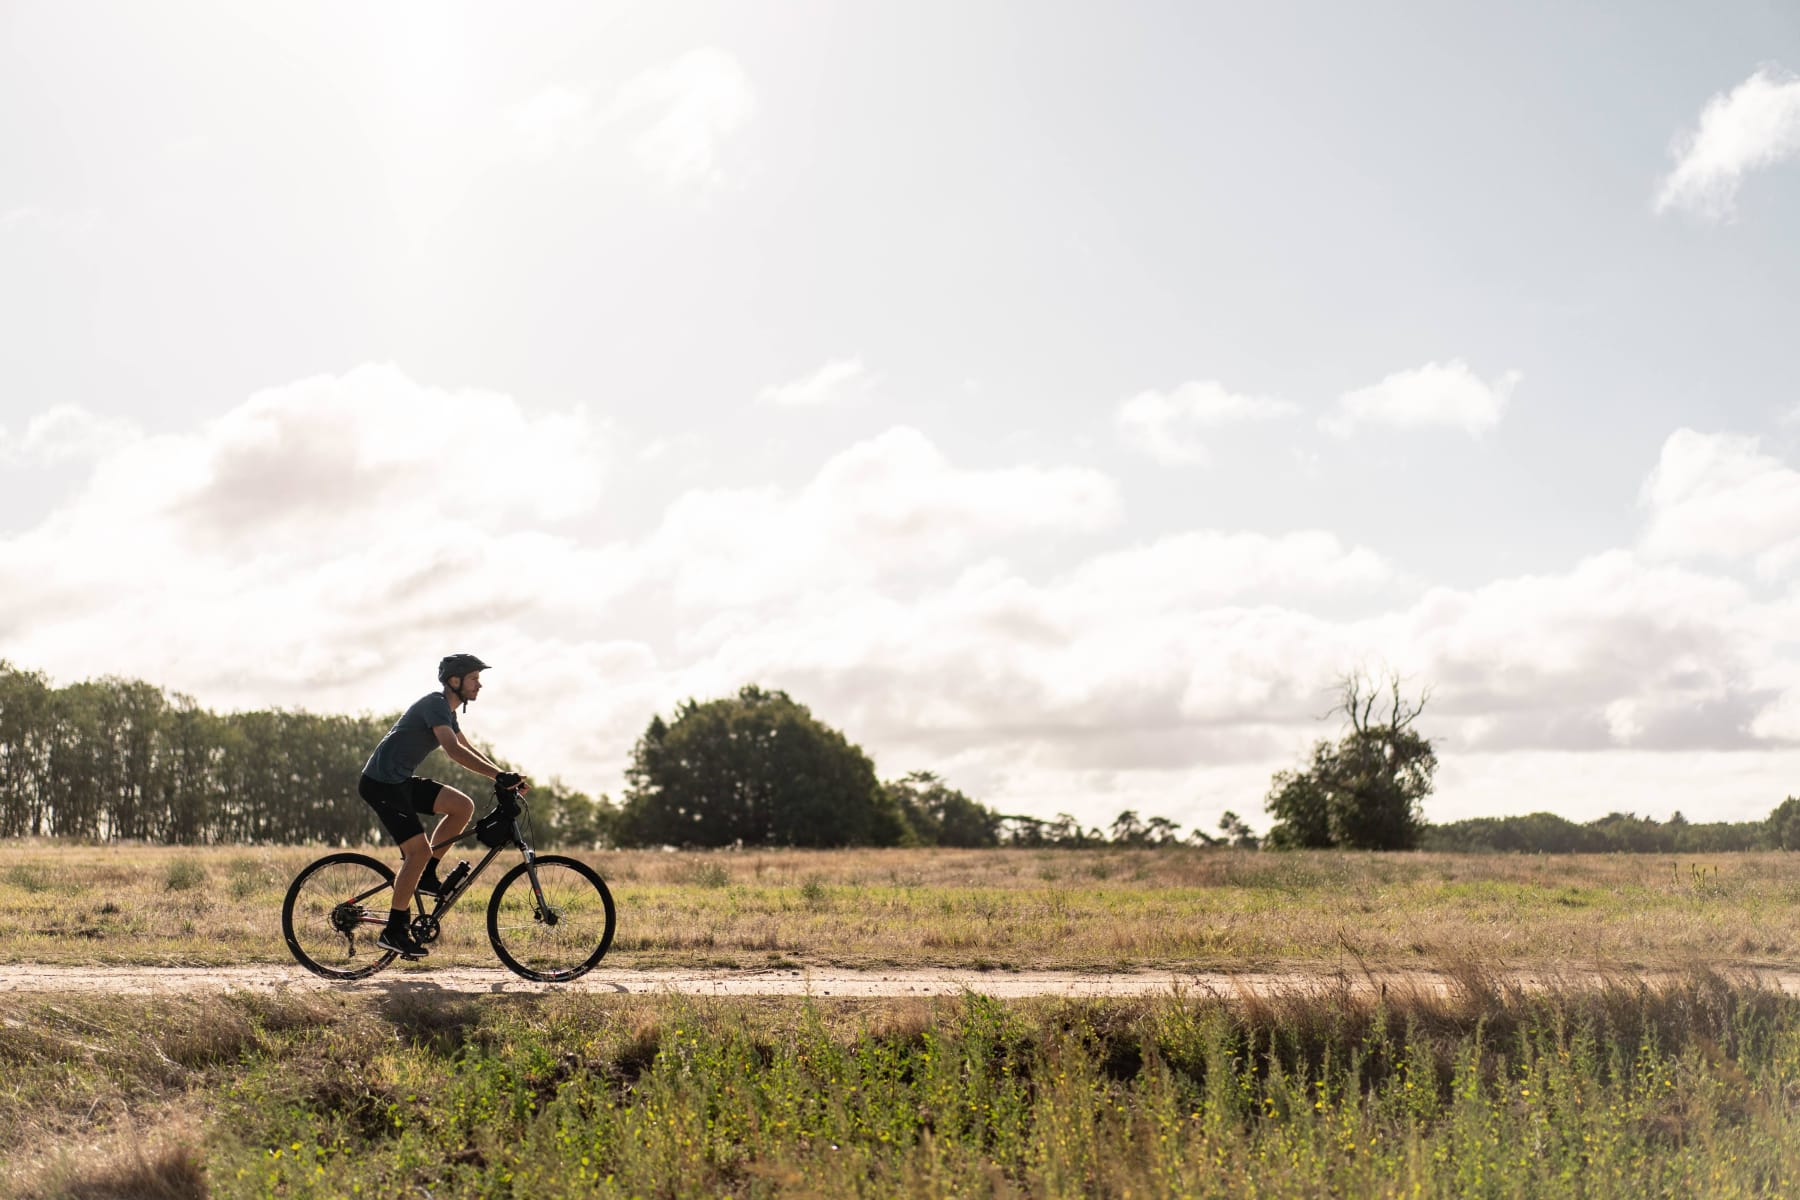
[432,725,506,780]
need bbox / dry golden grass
[0,842,1794,973]
[13,1133,206,1200]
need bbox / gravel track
[5,964,1798,998]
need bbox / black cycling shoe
[377,926,430,959]
[415,864,445,896]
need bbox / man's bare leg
[427,788,475,859]
[393,832,431,910]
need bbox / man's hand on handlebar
[495,771,530,794]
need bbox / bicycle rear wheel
[487,854,616,982]
[282,852,399,979]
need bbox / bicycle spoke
[282,855,397,979]
[487,857,614,981]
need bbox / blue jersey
[363,692,460,784]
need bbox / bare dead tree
[1335,668,1431,738]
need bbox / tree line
[1422,808,1789,854]
[2,660,1795,852]
[0,661,603,846]
[0,662,402,844]
[0,664,1250,850]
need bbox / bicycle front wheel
[282,852,399,980]
[487,854,616,982]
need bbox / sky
[4,1,1800,835]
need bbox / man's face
[460,670,483,699]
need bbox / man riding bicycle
[358,653,529,959]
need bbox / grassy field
[7,969,1800,1198]
[0,843,1796,972]
[9,844,1800,1197]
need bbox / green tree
[1265,671,1437,851]
[1218,810,1259,849]
[1109,809,1148,846]
[0,662,55,837]
[617,685,906,848]
[1264,765,1333,848]
[1044,812,1098,847]
[1144,816,1182,846]
[998,814,1049,846]
[530,780,620,849]
[1769,797,1800,850]
[0,661,560,846]
[884,771,1000,848]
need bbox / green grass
[164,856,208,892]
[4,843,1800,973]
[8,969,1800,1197]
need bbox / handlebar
[493,781,525,814]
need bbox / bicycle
[281,783,616,982]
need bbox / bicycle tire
[486,854,616,982]
[282,851,400,980]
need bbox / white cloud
[643,426,1121,608]
[1638,428,1800,575]
[687,534,1774,813]
[1431,750,1793,826]
[1060,531,1392,612]
[1117,381,1299,464]
[1323,360,1519,436]
[1748,688,1800,741]
[0,365,622,705]
[0,405,140,464]
[1655,67,1800,221]
[176,364,613,533]
[1388,551,1759,752]
[612,47,755,191]
[9,373,1800,832]
[0,401,1119,804]
[757,357,871,407]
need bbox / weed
[163,859,206,892]
[4,864,50,894]
[226,856,272,901]
[682,860,730,889]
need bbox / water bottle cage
[439,861,472,895]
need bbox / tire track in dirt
[4,965,1799,998]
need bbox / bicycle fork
[520,848,561,926]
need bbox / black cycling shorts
[358,774,447,844]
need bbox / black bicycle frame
[344,804,541,925]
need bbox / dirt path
[5,964,1799,998]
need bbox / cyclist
[358,652,529,959]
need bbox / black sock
[388,908,407,928]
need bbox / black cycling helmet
[438,653,491,685]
